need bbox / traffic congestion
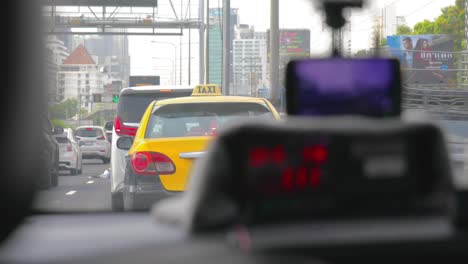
[4,0,468,263]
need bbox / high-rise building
[236,24,254,39]
[45,36,70,102]
[233,31,267,96]
[58,45,104,112]
[208,23,223,86]
[396,16,407,28]
[208,8,239,86]
[381,3,397,37]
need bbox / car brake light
[97,136,105,140]
[67,144,72,152]
[114,116,137,137]
[86,127,92,131]
[130,152,175,175]
[151,152,176,174]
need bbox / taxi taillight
[131,152,175,175]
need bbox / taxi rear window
[145,102,274,138]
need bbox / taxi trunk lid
[138,137,211,191]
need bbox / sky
[128,0,456,85]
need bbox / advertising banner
[386,34,455,84]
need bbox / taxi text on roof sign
[192,84,222,96]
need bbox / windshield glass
[117,92,193,123]
[76,128,102,138]
[146,102,274,138]
[35,0,465,215]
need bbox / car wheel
[123,187,137,211]
[102,158,110,164]
[77,157,83,174]
[111,192,124,212]
[51,170,58,187]
[39,157,52,189]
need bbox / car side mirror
[53,126,64,135]
[117,136,133,150]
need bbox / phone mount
[317,0,364,56]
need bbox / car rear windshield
[55,137,70,144]
[76,128,103,138]
[145,102,275,138]
[104,122,113,131]
[117,91,192,123]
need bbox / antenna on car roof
[316,0,365,57]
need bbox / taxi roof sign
[192,84,222,96]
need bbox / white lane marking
[86,180,94,184]
[65,190,77,196]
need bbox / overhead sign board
[129,76,160,87]
[42,0,158,7]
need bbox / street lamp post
[151,41,177,84]
[152,57,176,84]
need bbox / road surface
[31,158,467,212]
[33,159,111,212]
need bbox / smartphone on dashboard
[285,58,402,117]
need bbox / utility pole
[205,0,210,83]
[180,0,183,85]
[188,0,191,85]
[222,0,231,95]
[199,0,205,84]
[269,0,280,106]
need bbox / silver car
[54,128,83,175]
[76,126,111,164]
[110,85,194,211]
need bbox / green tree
[408,1,465,51]
[354,49,369,57]
[380,38,387,47]
[397,25,413,35]
[48,98,79,119]
[51,119,68,128]
[432,4,465,51]
[413,20,435,35]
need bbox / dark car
[39,116,63,189]
[104,120,113,143]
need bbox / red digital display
[248,145,328,193]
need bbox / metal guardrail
[403,85,468,119]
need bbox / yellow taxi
[118,84,280,210]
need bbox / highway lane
[33,159,112,212]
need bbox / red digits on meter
[249,145,327,192]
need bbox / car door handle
[179,152,205,159]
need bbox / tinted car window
[117,92,192,123]
[76,128,103,138]
[146,102,274,138]
[104,122,113,131]
[55,137,70,144]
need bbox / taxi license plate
[82,141,94,146]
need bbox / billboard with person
[386,34,455,84]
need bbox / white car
[54,128,83,175]
[111,85,194,211]
[76,126,111,164]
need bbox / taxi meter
[192,84,222,96]
[171,118,453,231]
